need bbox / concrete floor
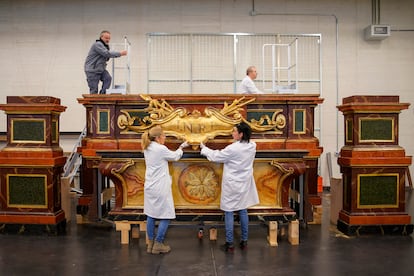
[1,190,414,276]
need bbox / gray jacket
[84,40,121,74]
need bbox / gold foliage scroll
[117,95,286,146]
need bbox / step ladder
[62,126,87,188]
[61,126,87,222]
[107,36,131,95]
[262,37,298,94]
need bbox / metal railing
[107,36,131,94]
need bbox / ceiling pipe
[372,0,380,25]
[372,0,414,32]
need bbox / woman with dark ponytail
[142,125,189,254]
[200,122,259,253]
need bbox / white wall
[0,0,413,185]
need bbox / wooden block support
[288,219,299,245]
[115,221,147,245]
[76,214,83,224]
[131,226,140,239]
[101,187,114,204]
[209,227,217,241]
[132,221,147,239]
[60,177,71,223]
[76,214,89,224]
[280,225,286,237]
[115,221,131,245]
[267,221,278,246]
[309,205,322,225]
[140,221,147,238]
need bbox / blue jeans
[146,216,170,243]
[224,209,249,244]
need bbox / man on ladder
[84,30,128,94]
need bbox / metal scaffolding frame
[146,33,321,95]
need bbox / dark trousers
[86,70,112,94]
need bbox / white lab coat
[201,141,260,212]
[237,76,264,94]
[143,142,183,219]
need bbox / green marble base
[337,220,413,236]
[0,220,66,235]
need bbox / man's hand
[120,50,128,56]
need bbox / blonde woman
[142,126,189,254]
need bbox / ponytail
[141,131,151,150]
[142,125,164,151]
[236,122,252,143]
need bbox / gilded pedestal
[337,95,413,235]
[0,96,67,234]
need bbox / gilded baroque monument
[77,93,323,226]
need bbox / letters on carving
[117,95,286,146]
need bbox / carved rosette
[178,164,220,204]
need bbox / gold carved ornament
[117,95,286,147]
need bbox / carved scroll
[117,95,286,145]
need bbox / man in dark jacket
[84,30,127,94]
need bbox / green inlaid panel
[98,110,109,133]
[12,119,45,143]
[118,109,150,134]
[293,109,305,134]
[245,110,285,134]
[7,175,47,208]
[343,173,348,209]
[358,174,398,207]
[88,110,93,133]
[247,111,275,126]
[346,119,353,142]
[360,118,394,142]
[128,110,150,126]
[52,120,58,143]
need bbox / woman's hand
[179,141,189,149]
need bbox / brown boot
[146,240,154,254]
[151,241,171,254]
